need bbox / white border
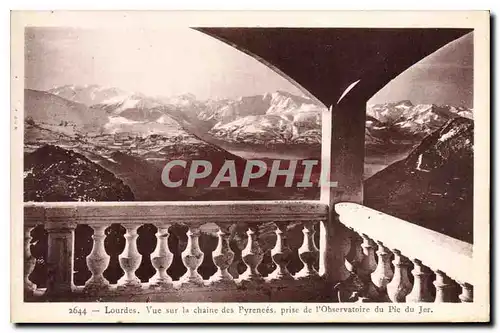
[4,4,494,329]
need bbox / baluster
[459,282,473,303]
[209,224,235,285]
[267,221,293,282]
[433,270,459,302]
[358,234,377,278]
[320,214,350,285]
[84,225,110,292]
[45,221,77,296]
[387,249,412,302]
[24,225,37,295]
[345,229,363,274]
[371,241,394,296]
[228,235,245,279]
[295,221,319,279]
[333,228,367,302]
[117,224,142,290]
[149,223,173,288]
[406,259,432,302]
[357,234,379,299]
[180,225,204,286]
[239,225,264,283]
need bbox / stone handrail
[23,200,474,303]
[23,200,330,302]
[335,202,473,303]
[24,200,328,226]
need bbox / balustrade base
[148,279,174,290]
[294,269,321,281]
[116,277,143,292]
[83,278,110,294]
[237,268,265,283]
[179,275,205,287]
[208,274,237,287]
[236,276,265,288]
[25,278,331,303]
[265,271,295,283]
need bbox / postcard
[10,10,490,323]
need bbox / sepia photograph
[10,10,490,323]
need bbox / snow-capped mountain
[45,85,325,144]
[92,94,166,119]
[205,91,324,144]
[24,89,109,135]
[364,117,473,243]
[26,89,198,139]
[40,85,473,146]
[198,91,321,122]
[366,100,473,144]
[49,84,131,106]
[158,93,198,108]
[207,96,473,145]
[91,93,190,136]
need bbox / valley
[24,85,473,202]
[23,84,474,288]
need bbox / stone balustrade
[335,203,474,303]
[23,200,331,302]
[23,200,474,303]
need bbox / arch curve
[195,28,471,109]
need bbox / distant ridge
[364,117,474,243]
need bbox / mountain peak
[48,84,132,106]
[396,100,413,106]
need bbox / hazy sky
[369,32,473,108]
[25,27,305,100]
[25,28,472,107]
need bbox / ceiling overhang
[196,28,472,108]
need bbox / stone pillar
[296,221,319,279]
[267,221,293,282]
[358,233,379,299]
[319,214,351,283]
[24,225,37,295]
[117,224,142,290]
[180,225,204,286]
[210,223,235,286]
[406,259,433,302]
[387,249,412,302]
[45,221,77,297]
[84,224,110,293]
[239,225,264,283]
[433,270,458,302]
[459,282,473,303]
[371,241,394,294]
[320,87,367,287]
[344,228,363,274]
[149,223,173,288]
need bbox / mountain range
[25,87,325,201]
[24,84,474,217]
[364,117,473,243]
[29,85,472,147]
[365,100,473,145]
[24,84,474,287]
